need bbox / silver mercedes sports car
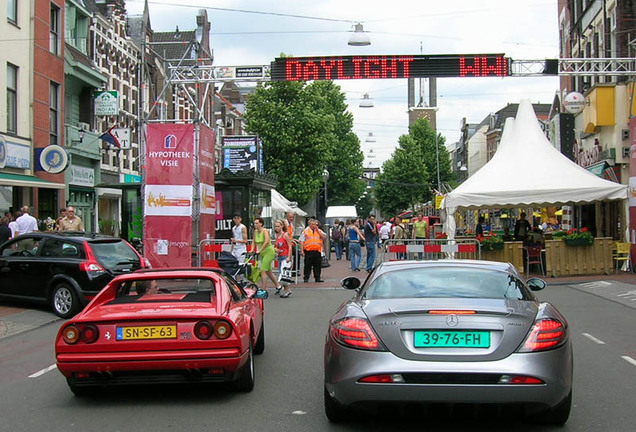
[324,260,572,424]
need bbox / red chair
[525,245,544,278]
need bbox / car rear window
[89,240,139,268]
[364,267,531,300]
[108,278,216,304]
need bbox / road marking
[581,333,606,344]
[617,290,636,297]
[579,281,611,289]
[621,356,636,367]
[28,364,57,378]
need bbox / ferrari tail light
[518,318,567,352]
[61,324,99,344]
[330,317,385,351]
[213,321,232,339]
[62,325,81,344]
[194,321,213,340]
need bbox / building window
[7,64,18,134]
[50,82,59,144]
[7,0,17,24]
[50,4,60,54]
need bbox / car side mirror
[341,277,361,290]
[255,289,269,299]
[527,278,546,291]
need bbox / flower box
[482,242,505,251]
[564,237,594,246]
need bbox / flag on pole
[98,126,120,148]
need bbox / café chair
[614,242,633,273]
[525,245,544,278]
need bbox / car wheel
[233,340,254,392]
[324,385,347,423]
[52,283,79,319]
[530,390,572,425]
[66,378,99,397]
[254,321,265,355]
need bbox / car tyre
[254,321,265,355]
[233,340,254,392]
[530,390,572,425]
[52,283,80,319]
[66,378,99,397]
[324,385,347,423]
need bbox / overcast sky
[127,0,560,167]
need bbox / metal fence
[380,238,481,262]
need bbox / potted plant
[563,228,594,246]
[478,233,505,251]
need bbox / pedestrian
[379,219,391,247]
[412,213,428,259]
[299,218,326,282]
[347,219,363,271]
[58,206,85,231]
[393,217,409,260]
[476,216,485,238]
[15,205,39,234]
[514,212,531,242]
[55,208,67,231]
[8,211,20,238]
[363,214,378,272]
[273,220,293,297]
[0,216,11,245]
[231,213,248,261]
[285,211,296,238]
[252,217,278,291]
[331,219,344,260]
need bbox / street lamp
[359,93,374,108]
[435,133,441,192]
[322,169,330,209]
[348,23,371,46]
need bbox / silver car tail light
[517,318,567,352]
[330,317,385,351]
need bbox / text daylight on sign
[271,54,510,81]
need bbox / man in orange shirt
[299,218,326,283]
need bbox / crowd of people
[1,205,85,244]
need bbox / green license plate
[414,331,490,348]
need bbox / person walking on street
[8,211,20,238]
[58,206,85,231]
[253,217,278,292]
[348,219,363,271]
[55,208,67,231]
[364,215,378,272]
[15,206,39,234]
[300,218,326,282]
[331,219,345,260]
[231,213,248,261]
[393,217,409,260]
[273,220,293,297]
[412,213,428,259]
[0,217,11,244]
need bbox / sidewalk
[290,252,636,289]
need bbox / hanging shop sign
[70,165,95,187]
[94,90,119,116]
[563,92,586,114]
[271,54,510,81]
[37,145,69,174]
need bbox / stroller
[217,251,255,287]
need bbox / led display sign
[271,54,510,81]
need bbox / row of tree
[243,79,454,218]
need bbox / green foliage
[356,194,374,219]
[244,80,364,206]
[374,135,428,215]
[480,235,505,251]
[408,119,455,190]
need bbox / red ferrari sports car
[55,268,268,396]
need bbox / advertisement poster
[199,125,216,239]
[144,124,194,267]
[629,117,636,246]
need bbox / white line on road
[581,333,606,344]
[621,356,636,367]
[28,364,57,378]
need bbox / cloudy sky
[127,0,560,167]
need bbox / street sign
[222,136,262,173]
[94,90,119,115]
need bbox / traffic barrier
[198,239,234,267]
[381,238,480,262]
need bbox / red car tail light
[62,325,81,344]
[518,318,567,352]
[80,242,106,278]
[81,324,99,343]
[213,321,232,339]
[428,310,476,315]
[194,320,214,340]
[359,374,405,383]
[330,318,384,351]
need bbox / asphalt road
[0,283,634,432]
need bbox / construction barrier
[381,238,481,262]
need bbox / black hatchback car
[0,232,150,318]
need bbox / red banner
[629,117,636,252]
[198,124,216,240]
[144,124,194,267]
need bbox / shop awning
[0,172,65,189]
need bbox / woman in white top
[231,213,248,260]
[8,211,21,238]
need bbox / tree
[244,80,364,206]
[408,118,455,191]
[374,135,429,215]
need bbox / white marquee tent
[441,99,628,239]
